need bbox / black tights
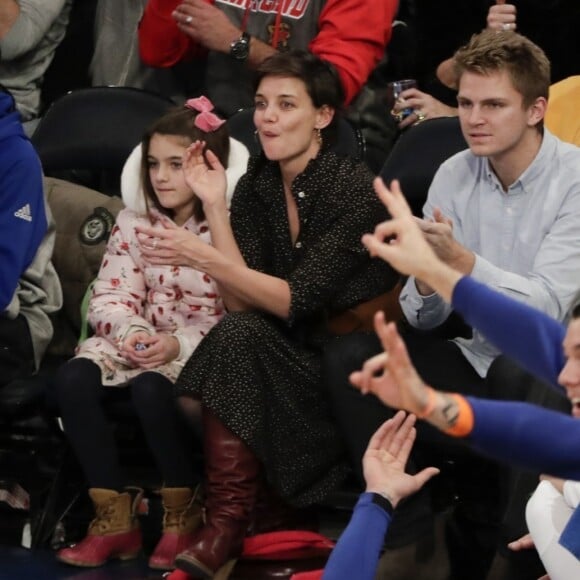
[54,358,196,490]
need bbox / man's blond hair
[453,30,550,108]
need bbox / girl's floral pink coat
[75,208,224,386]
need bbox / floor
[0,420,361,580]
[0,546,154,580]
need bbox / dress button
[295,242,302,248]
[298,191,306,199]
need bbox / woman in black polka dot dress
[139,50,400,579]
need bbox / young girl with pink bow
[54,97,249,570]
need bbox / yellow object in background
[545,76,580,146]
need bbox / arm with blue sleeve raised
[323,412,439,580]
[374,176,566,387]
[351,317,580,480]
[351,178,579,477]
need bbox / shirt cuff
[359,492,394,517]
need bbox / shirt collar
[484,128,556,194]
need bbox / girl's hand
[122,333,180,369]
[182,140,228,209]
[121,330,153,367]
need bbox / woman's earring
[316,128,322,146]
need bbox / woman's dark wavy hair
[140,105,230,222]
[253,50,344,147]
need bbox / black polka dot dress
[176,150,399,507]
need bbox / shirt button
[295,242,302,248]
[298,191,306,199]
[506,207,513,215]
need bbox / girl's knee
[130,372,173,408]
[54,358,101,401]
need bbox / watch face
[231,35,250,60]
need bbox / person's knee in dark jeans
[323,331,434,551]
[485,356,571,579]
[323,327,502,579]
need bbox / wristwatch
[230,32,251,61]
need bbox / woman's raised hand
[137,214,219,271]
[183,140,228,208]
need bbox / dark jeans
[484,355,570,579]
[323,328,500,579]
[53,358,197,490]
[0,314,35,387]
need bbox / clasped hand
[415,208,463,265]
[122,331,180,369]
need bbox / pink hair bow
[185,96,226,132]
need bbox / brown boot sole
[148,561,174,571]
[175,553,237,579]
[57,550,141,568]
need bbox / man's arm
[414,157,580,324]
[0,139,47,312]
[366,178,567,385]
[309,0,398,104]
[0,0,19,39]
[0,0,67,60]
[350,313,580,482]
[166,0,397,105]
[139,0,198,67]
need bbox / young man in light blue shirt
[325,29,580,580]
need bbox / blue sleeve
[322,493,391,580]
[452,276,566,387]
[0,136,46,311]
[467,397,580,480]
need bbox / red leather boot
[148,486,203,570]
[57,487,142,567]
[174,408,261,579]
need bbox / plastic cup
[388,79,417,122]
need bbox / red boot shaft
[175,408,261,579]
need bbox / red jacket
[139,0,398,105]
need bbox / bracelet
[442,394,474,437]
[370,492,394,515]
[416,386,438,419]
